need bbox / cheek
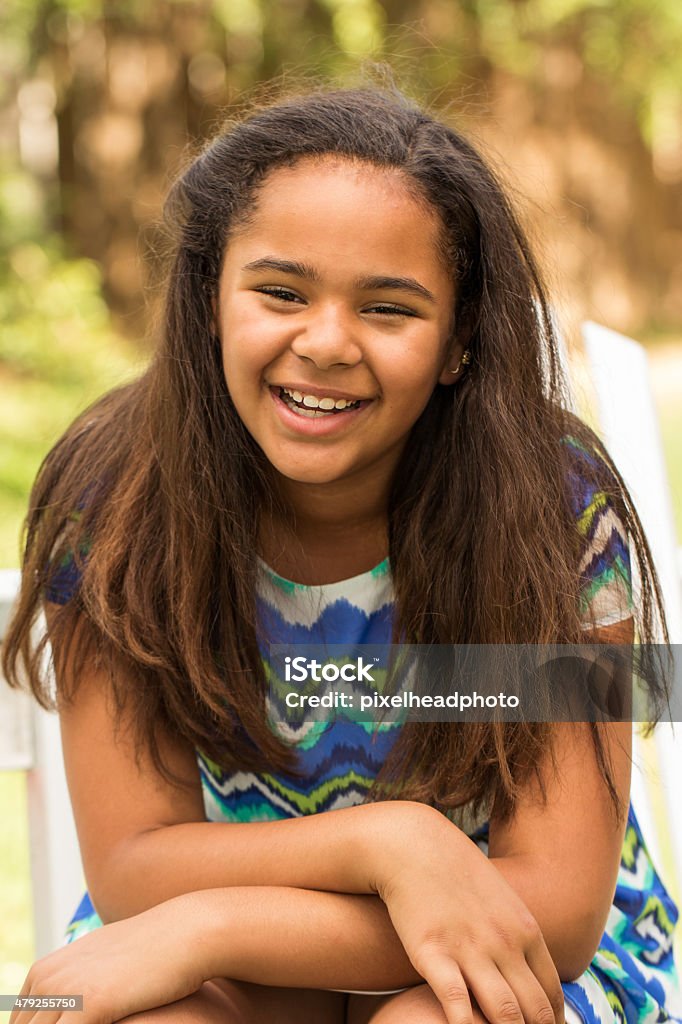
[220,309,280,378]
[223,299,286,352]
[378,340,445,399]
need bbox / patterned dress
[56,438,682,1023]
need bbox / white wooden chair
[581,322,682,920]
[1,321,681,958]
[0,571,84,958]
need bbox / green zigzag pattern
[248,769,375,815]
[579,557,632,613]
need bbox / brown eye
[366,304,416,317]
[255,286,304,304]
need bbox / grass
[0,298,140,995]
[0,774,32,1022]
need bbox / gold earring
[449,349,472,375]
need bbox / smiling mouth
[275,386,365,417]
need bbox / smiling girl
[3,85,679,1024]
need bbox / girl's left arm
[10,887,420,1024]
[487,618,634,981]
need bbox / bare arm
[11,887,420,1024]
[56,627,430,917]
[55,616,559,1017]
[55,603,630,1003]
[489,620,633,979]
[24,615,636,1021]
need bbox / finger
[419,953,475,1024]
[14,1014,61,1024]
[461,961,525,1024]
[10,1013,49,1024]
[8,1002,36,1024]
[498,959,563,1024]
[524,938,565,1024]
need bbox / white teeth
[293,407,321,418]
[280,386,361,411]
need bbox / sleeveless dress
[54,437,682,1024]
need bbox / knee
[354,984,448,1024]
[118,979,248,1024]
[353,985,495,1024]
[393,985,448,1023]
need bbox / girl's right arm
[12,884,564,1024]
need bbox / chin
[269,458,352,487]
[280,468,348,486]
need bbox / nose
[289,303,363,370]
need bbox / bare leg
[120,978,347,1023]
[347,985,489,1024]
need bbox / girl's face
[216,156,460,499]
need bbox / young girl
[4,84,680,1024]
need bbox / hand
[9,894,211,1024]
[375,805,565,1024]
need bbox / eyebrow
[241,257,436,304]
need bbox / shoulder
[561,432,623,515]
[38,383,142,606]
[45,511,91,606]
[560,431,633,628]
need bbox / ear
[438,302,473,385]
[438,341,466,386]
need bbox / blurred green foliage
[0,162,139,566]
[3,0,681,127]
[1,0,681,565]
[0,239,128,387]
[475,0,682,98]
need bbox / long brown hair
[3,82,668,822]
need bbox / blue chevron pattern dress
[56,437,682,1024]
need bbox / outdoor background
[1,0,681,997]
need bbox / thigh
[346,986,502,1024]
[120,977,347,1024]
[348,989,579,1024]
[347,984,449,1024]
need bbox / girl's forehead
[224,155,448,272]
[246,154,435,222]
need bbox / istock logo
[284,656,377,683]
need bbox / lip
[269,382,374,403]
[269,385,373,436]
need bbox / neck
[259,473,391,585]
